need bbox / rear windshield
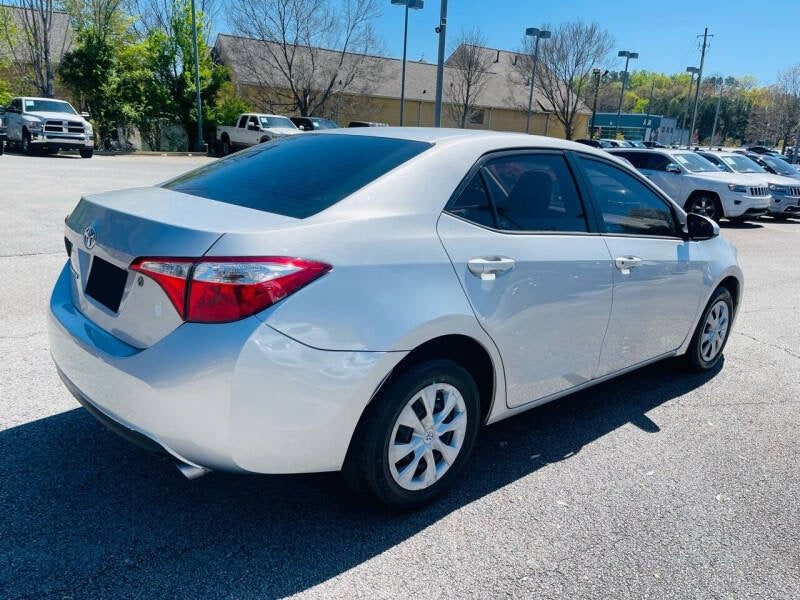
[163,134,432,218]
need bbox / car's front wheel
[686,194,722,222]
[683,286,734,371]
[22,132,35,155]
[79,148,93,159]
[344,359,481,510]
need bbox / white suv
[697,151,800,219]
[610,149,770,222]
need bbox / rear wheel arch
[366,334,496,428]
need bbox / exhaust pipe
[175,461,211,480]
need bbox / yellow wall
[237,83,590,139]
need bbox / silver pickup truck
[2,97,94,157]
[216,113,301,155]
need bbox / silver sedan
[49,128,742,509]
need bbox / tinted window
[579,157,679,237]
[237,115,247,128]
[449,173,495,228]
[613,151,648,168]
[163,135,432,219]
[482,154,588,232]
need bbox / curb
[94,151,216,157]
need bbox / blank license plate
[85,256,128,313]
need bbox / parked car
[216,113,300,155]
[745,152,800,181]
[2,97,94,157]
[628,141,648,148]
[348,121,389,127]
[697,151,800,219]
[609,148,770,222]
[49,129,742,509]
[599,138,632,148]
[575,138,612,148]
[746,146,780,156]
[643,141,667,148]
[290,116,340,131]
[0,108,6,155]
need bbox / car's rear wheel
[683,286,734,372]
[344,359,480,510]
[221,135,231,156]
[686,194,722,222]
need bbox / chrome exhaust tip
[175,461,211,480]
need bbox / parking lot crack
[0,251,63,258]
[733,331,800,360]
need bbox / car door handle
[614,256,643,275]
[467,256,516,280]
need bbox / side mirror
[665,163,682,174]
[80,111,91,118]
[686,212,718,241]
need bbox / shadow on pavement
[720,220,763,229]
[0,359,721,598]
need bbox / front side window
[579,157,679,237]
[483,154,588,232]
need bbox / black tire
[682,286,734,372]
[22,131,36,155]
[79,148,93,159]
[343,359,481,510]
[0,140,4,155]
[685,194,722,223]
[221,135,231,156]
[43,147,59,155]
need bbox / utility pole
[688,28,711,148]
[433,0,448,127]
[681,67,699,146]
[644,79,655,141]
[614,50,638,139]
[190,0,204,152]
[709,78,724,149]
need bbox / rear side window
[483,154,588,232]
[163,135,432,218]
[449,173,495,228]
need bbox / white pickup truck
[1,97,94,157]
[216,113,301,154]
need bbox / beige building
[213,34,590,139]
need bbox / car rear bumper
[48,262,405,474]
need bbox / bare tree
[1,0,71,97]
[126,0,219,42]
[514,21,612,139]
[775,65,800,153]
[228,0,382,117]
[445,28,492,128]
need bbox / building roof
[214,34,589,114]
[0,4,73,62]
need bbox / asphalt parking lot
[1,151,798,599]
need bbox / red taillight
[131,257,331,323]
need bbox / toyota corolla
[49,129,742,509]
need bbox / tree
[229,0,382,116]
[59,0,128,143]
[515,21,612,140]
[774,65,800,153]
[0,0,70,97]
[445,28,492,128]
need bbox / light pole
[590,68,608,139]
[391,0,424,126]
[524,27,551,134]
[681,66,700,147]
[614,50,638,140]
[433,0,448,127]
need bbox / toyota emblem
[83,226,96,249]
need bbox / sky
[367,0,799,84]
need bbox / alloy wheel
[700,300,729,362]
[690,196,718,221]
[387,382,468,491]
